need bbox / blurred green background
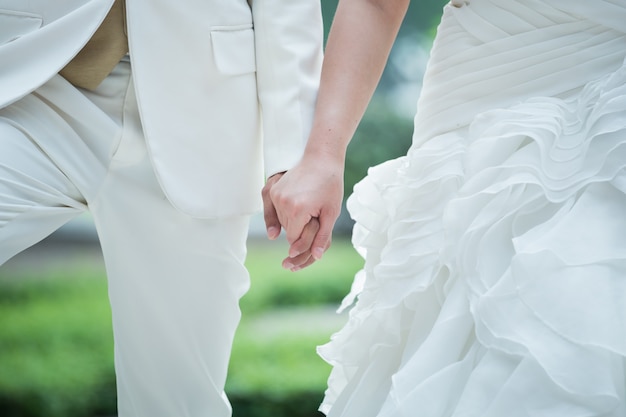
[0,238,362,417]
[0,1,447,416]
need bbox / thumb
[262,193,282,240]
[261,172,285,240]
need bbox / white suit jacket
[0,0,323,217]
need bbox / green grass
[243,238,363,312]
[0,273,116,417]
[235,238,362,394]
[0,238,363,417]
[229,326,333,394]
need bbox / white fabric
[318,1,626,416]
[0,59,251,417]
[0,0,114,107]
[0,0,323,217]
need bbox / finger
[282,252,316,271]
[283,212,312,245]
[311,214,335,260]
[261,183,281,240]
[267,184,311,245]
[288,218,320,258]
[290,254,317,271]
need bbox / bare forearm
[263,0,410,269]
[304,0,410,163]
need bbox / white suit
[0,0,322,216]
[0,0,323,416]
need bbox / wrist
[302,145,346,172]
[303,132,349,167]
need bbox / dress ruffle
[317,2,626,415]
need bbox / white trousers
[0,58,251,417]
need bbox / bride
[264,0,626,415]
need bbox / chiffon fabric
[318,1,626,416]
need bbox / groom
[0,0,322,416]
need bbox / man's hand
[262,172,285,241]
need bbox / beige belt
[60,0,128,90]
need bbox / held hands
[259,0,407,271]
[262,153,344,271]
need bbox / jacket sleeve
[250,0,324,178]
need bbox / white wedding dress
[318,1,626,416]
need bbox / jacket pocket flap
[211,26,256,76]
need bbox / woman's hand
[262,150,344,271]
